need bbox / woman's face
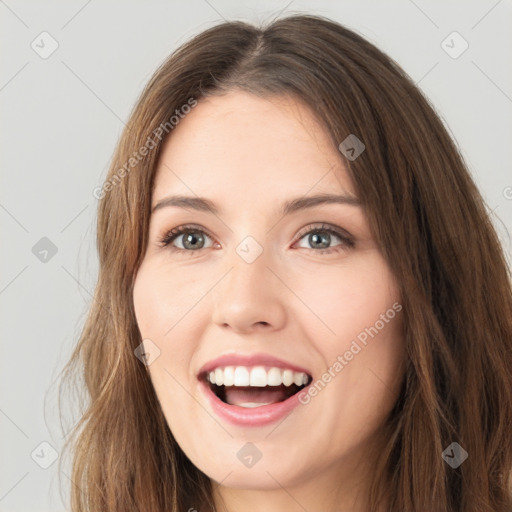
[133,90,405,502]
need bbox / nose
[210,249,287,334]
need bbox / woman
[59,14,512,512]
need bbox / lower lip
[198,379,307,427]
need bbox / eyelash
[157,223,355,256]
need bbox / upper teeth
[207,366,309,387]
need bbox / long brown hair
[58,14,512,512]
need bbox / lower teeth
[237,402,273,408]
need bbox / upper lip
[197,352,312,380]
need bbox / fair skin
[133,90,405,512]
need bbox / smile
[197,356,313,427]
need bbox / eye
[158,224,215,254]
[293,223,355,255]
[158,222,355,255]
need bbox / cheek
[132,264,198,415]
[288,251,404,405]
[133,265,218,458]
[133,260,209,384]
[285,251,401,343]
[133,259,202,335]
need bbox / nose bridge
[210,236,287,331]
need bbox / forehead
[152,91,356,206]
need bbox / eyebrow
[151,193,361,216]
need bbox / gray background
[1,1,511,510]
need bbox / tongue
[224,385,290,406]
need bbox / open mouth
[202,366,312,408]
